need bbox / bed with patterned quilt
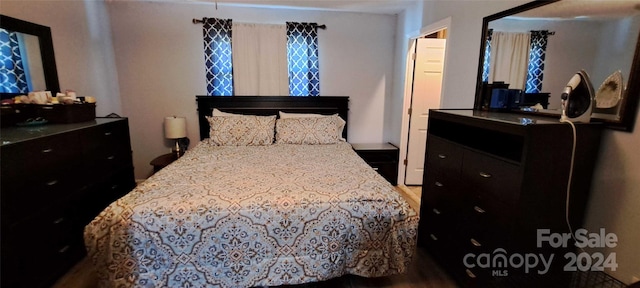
[84,96,419,288]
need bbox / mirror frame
[0,14,60,99]
[474,0,640,132]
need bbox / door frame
[397,17,451,186]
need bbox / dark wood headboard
[196,96,349,140]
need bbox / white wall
[384,0,423,146]
[2,0,122,117]
[106,1,396,178]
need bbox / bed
[84,96,419,288]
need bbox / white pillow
[212,108,241,116]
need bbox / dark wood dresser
[0,118,135,288]
[418,110,602,287]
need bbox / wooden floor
[54,185,456,288]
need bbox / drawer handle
[432,208,441,215]
[53,217,65,224]
[466,269,477,279]
[438,154,447,159]
[470,238,482,247]
[372,167,379,171]
[46,180,59,186]
[107,155,116,160]
[430,234,438,241]
[479,171,492,178]
[42,148,53,153]
[58,245,70,254]
[473,206,486,214]
[41,106,54,110]
[111,184,119,190]
[434,181,443,187]
[104,132,112,136]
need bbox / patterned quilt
[84,141,419,288]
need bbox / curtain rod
[192,18,326,29]
[530,30,555,36]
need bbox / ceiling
[149,0,416,14]
[127,0,640,17]
[514,0,640,20]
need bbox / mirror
[474,0,640,131]
[0,14,59,99]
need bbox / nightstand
[150,153,181,173]
[351,143,399,185]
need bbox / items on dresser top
[0,118,135,288]
[352,142,399,185]
[419,109,602,287]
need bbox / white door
[405,38,446,185]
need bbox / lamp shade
[164,116,187,139]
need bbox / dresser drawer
[422,170,461,209]
[81,120,131,154]
[1,132,80,177]
[84,146,133,174]
[369,162,398,184]
[75,167,136,225]
[0,118,134,288]
[81,120,132,174]
[426,136,462,175]
[2,170,79,224]
[461,151,521,205]
[462,196,514,237]
[6,207,85,288]
[357,150,398,163]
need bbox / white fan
[560,70,595,123]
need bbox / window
[202,20,320,96]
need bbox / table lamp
[164,116,187,156]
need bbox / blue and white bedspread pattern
[84,141,418,288]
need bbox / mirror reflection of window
[482,29,551,94]
[0,29,45,93]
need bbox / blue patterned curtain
[482,29,493,83]
[1,28,29,93]
[525,30,549,93]
[286,22,319,97]
[203,18,233,96]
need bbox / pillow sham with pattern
[278,111,346,138]
[275,115,344,144]
[206,115,276,146]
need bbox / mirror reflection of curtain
[482,29,493,83]
[232,23,288,96]
[525,31,549,93]
[0,28,30,93]
[489,31,531,90]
